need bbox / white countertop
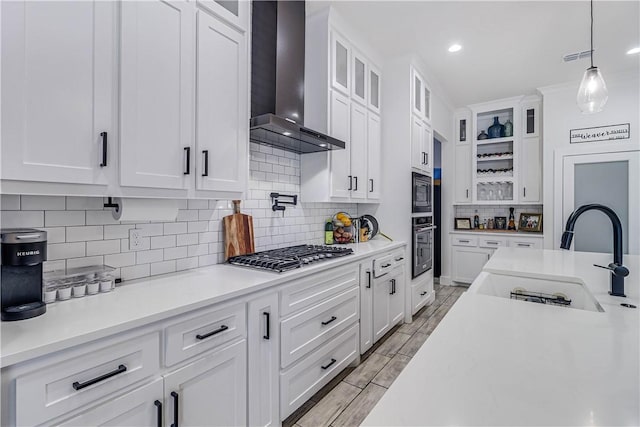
[363,248,640,426]
[0,239,404,368]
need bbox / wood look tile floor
[283,284,467,427]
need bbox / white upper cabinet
[522,102,540,138]
[350,102,368,200]
[455,110,471,144]
[1,1,115,186]
[351,50,367,106]
[195,11,248,194]
[331,30,350,95]
[423,84,432,122]
[367,113,382,200]
[519,137,542,203]
[197,0,249,31]
[329,91,352,199]
[368,65,382,114]
[411,117,425,171]
[120,0,194,191]
[412,69,423,117]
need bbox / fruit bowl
[333,212,355,244]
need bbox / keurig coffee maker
[1,228,47,321]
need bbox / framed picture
[518,213,542,232]
[455,217,472,230]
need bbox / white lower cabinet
[163,339,247,427]
[372,267,405,342]
[359,260,374,354]
[452,247,493,284]
[248,293,279,427]
[56,378,164,427]
[410,274,433,315]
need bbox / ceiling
[307,1,640,107]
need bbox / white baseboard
[439,275,453,286]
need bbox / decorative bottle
[507,207,516,230]
[325,219,334,245]
[488,117,504,139]
[504,119,513,137]
[473,212,480,229]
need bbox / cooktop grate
[228,245,353,273]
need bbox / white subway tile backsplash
[85,210,119,225]
[46,210,84,227]
[43,260,66,273]
[66,226,103,242]
[199,232,217,244]
[136,249,164,264]
[1,195,21,210]
[198,254,217,266]
[104,224,133,239]
[188,244,208,257]
[176,209,199,222]
[137,223,164,237]
[67,256,105,269]
[188,221,208,233]
[87,239,121,256]
[21,195,65,211]
[188,199,209,210]
[42,227,65,244]
[66,196,105,210]
[49,242,85,260]
[2,210,44,228]
[151,260,176,276]
[121,264,150,281]
[105,252,136,268]
[177,257,199,271]
[177,233,199,246]
[164,246,188,260]
[164,222,187,235]
[151,235,176,249]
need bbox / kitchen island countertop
[363,248,639,426]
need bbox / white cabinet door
[411,117,425,171]
[422,123,432,173]
[423,84,432,122]
[163,340,247,427]
[329,91,351,199]
[248,294,279,427]
[452,247,492,284]
[360,263,374,353]
[120,0,194,190]
[368,65,381,114]
[366,113,382,200]
[56,379,163,427]
[519,137,541,203]
[330,30,350,95]
[197,0,249,32]
[372,274,392,342]
[350,103,367,200]
[388,268,405,327]
[454,144,472,203]
[351,50,367,106]
[1,1,114,185]
[522,102,540,138]
[411,68,423,117]
[196,11,248,194]
[455,111,471,144]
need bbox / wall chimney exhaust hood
[250,1,345,154]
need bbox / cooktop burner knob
[302,258,310,264]
[319,254,325,258]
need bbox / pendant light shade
[577,0,608,114]
[577,66,608,113]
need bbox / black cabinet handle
[366,270,371,288]
[422,152,426,165]
[354,176,358,191]
[321,316,337,326]
[170,391,179,427]
[348,175,352,190]
[321,358,337,370]
[391,278,396,295]
[99,132,108,167]
[420,291,428,296]
[202,150,209,177]
[154,400,162,427]
[523,187,526,198]
[72,364,126,390]
[263,312,270,340]
[381,263,391,268]
[196,325,228,340]
[369,179,374,193]
[183,147,190,175]
[425,153,428,166]
[466,189,469,198]
[395,257,404,261]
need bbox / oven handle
[415,226,436,232]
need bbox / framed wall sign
[570,123,630,144]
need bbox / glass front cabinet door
[331,30,350,95]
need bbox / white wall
[539,71,640,249]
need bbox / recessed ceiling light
[627,47,640,55]
[448,44,462,53]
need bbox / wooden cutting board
[223,200,255,260]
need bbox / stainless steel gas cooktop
[227,245,353,273]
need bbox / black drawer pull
[99,132,108,167]
[381,263,392,268]
[263,312,270,340]
[196,325,228,340]
[202,150,209,177]
[171,391,179,427]
[420,291,428,296]
[321,358,337,370]
[321,316,337,326]
[395,257,404,261]
[487,241,499,245]
[348,175,353,190]
[154,400,162,427]
[369,178,374,192]
[183,147,190,175]
[459,240,470,243]
[354,176,358,191]
[72,364,127,390]
[391,278,396,295]
[366,270,372,288]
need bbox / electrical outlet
[129,229,143,250]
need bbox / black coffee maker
[1,228,47,321]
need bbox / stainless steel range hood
[250,1,345,154]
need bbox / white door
[372,274,392,342]
[120,0,194,190]
[411,117,424,171]
[196,11,248,193]
[452,247,492,284]
[368,65,381,115]
[350,103,367,200]
[520,137,541,203]
[329,91,351,199]
[454,144,472,203]
[366,113,382,200]
[197,0,249,31]
[560,150,640,255]
[422,123,433,173]
[351,50,367,106]
[388,269,405,327]
[56,379,163,427]
[360,264,374,353]
[330,31,350,95]
[248,294,279,427]
[163,340,247,427]
[1,1,114,185]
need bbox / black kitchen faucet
[560,204,629,297]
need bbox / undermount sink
[469,272,604,312]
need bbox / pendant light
[577,0,608,113]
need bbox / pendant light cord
[590,0,594,68]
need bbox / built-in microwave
[412,172,432,213]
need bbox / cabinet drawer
[411,281,431,315]
[281,287,358,368]
[280,264,358,317]
[15,332,160,427]
[165,302,246,367]
[510,238,542,249]
[479,237,507,249]
[452,236,478,247]
[391,249,406,264]
[280,324,359,420]
[373,254,394,277]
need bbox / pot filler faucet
[560,203,629,297]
